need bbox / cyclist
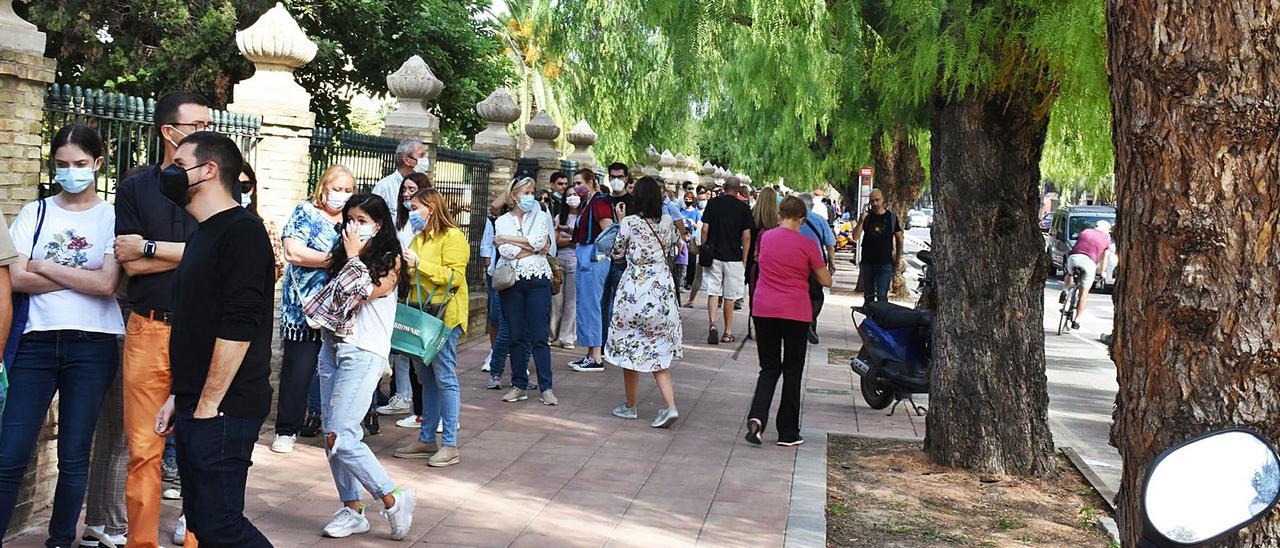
[1060,220,1114,330]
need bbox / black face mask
[159,163,209,207]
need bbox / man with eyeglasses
[111,91,209,548]
[849,189,903,304]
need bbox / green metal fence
[435,147,492,291]
[307,129,401,194]
[41,84,261,201]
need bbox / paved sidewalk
[9,268,916,547]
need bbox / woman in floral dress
[605,176,683,428]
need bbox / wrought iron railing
[436,147,492,291]
[41,84,261,201]
[307,129,401,194]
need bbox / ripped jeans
[318,333,396,503]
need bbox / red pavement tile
[417,525,522,547]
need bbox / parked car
[1046,205,1117,292]
[922,208,934,227]
[1039,212,1053,232]
[907,209,929,228]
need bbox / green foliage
[19,0,512,140]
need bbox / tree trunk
[872,127,927,299]
[1108,1,1280,545]
[924,90,1056,477]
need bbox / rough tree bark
[871,126,927,298]
[924,90,1056,477]
[1108,1,1280,545]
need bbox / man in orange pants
[113,91,209,547]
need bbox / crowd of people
[0,90,907,547]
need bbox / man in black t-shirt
[850,189,904,304]
[699,177,754,344]
[153,132,273,547]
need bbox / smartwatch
[143,240,157,258]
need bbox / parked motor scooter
[850,248,934,414]
[1138,428,1280,546]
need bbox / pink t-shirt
[752,227,826,323]
[1071,228,1112,264]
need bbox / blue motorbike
[850,250,934,415]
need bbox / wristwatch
[143,240,157,258]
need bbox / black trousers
[274,339,321,435]
[748,316,809,442]
[809,279,825,331]
[175,411,272,547]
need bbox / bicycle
[1058,266,1085,335]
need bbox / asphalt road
[904,226,1120,501]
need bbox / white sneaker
[79,525,126,548]
[270,433,297,454]
[481,350,493,372]
[383,489,417,540]
[436,419,443,433]
[323,506,371,538]
[162,485,182,500]
[395,415,421,428]
[173,515,187,545]
[376,394,412,415]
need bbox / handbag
[547,255,563,295]
[391,272,456,363]
[5,199,46,366]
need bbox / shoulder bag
[4,199,46,368]
[392,271,456,364]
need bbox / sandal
[720,334,736,344]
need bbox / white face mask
[565,195,581,208]
[413,157,430,174]
[240,192,252,209]
[327,190,353,211]
[610,178,626,193]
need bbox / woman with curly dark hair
[308,193,416,540]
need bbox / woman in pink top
[745,196,832,447]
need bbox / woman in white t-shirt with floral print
[0,123,123,547]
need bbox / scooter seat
[917,250,932,265]
[865,301,933,329]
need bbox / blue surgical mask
[402,200,413,210]
[698,200,708,209]
[518,194,537,212]
[408,210,427,232]
[357,224,375,241]
[55,167,95,194]
[240,193,253,209]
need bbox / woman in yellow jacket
[391,188,469,467]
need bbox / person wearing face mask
[549,189,581,350]
[152,131,274,547]
[491,177,557,404]
[306,194,417,540]
[372,139,429,223]
[271,164,355,455]
[107,91,206,548]
[0,123,123,547]
[376,172,425,420]
[393,189,469,467]
[549,171,569,213]
[593,162,634,362]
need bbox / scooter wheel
[861,364,894,410]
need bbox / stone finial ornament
[0,0,45,55]
[232,3,318,110]
[524,110,561,159]
[566,120,598,166]
[474,87,520,149]
[384,55,444,132]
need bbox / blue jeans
[174,410,271,547]
[416,326,461,446]
[0,330,118,547]
[391,354,412,399]
[601,262,625,346]
[318,334,396,502]
[502,278,553,391]
[487,276,512,375]
[862,263,893,303]
[575,245,611,347]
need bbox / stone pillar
[227,2,317,229]
[383,55,444,172]
[700,161,715,188]
[641,144,660,177]
[474,87,520,200]
[713,166,727,187]
[658,150,677,185]
[0,0,51,217]
[0,2,54,529]
[522,110,561,190]
[565,120,598,170]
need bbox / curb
[786,430,828,548]
[1061,446,1117,512]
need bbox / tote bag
[391,272,455,363]
[4,199,46,367]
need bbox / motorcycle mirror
[1141,429,1280,545]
